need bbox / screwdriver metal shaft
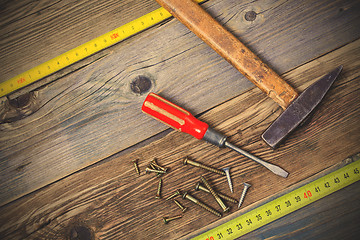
[224,142,288,178]
[202,127,288,178]
[142,93,288,178]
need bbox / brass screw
[166,189,181,200]
[149,163,162,177]
[145,167,166,174]
[149,162,157,170]
[174,199,188,212]
[156,179,162,199]
[163,215,182,224]
[151,158,168,172]
[132,159,140,175]
[195,182,238,204]
[182,191,222,217]
[183,157,225,176]
[200,176,229,212]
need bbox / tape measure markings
[0,0,206,97]
[192,160,360,240]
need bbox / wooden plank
[0,0,160,84]
[183,154,360,239]
[0,38,359,239]
[239,181,360,239]
[0,0,359,207]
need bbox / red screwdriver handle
[142,93,209,139]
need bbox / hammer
[155,0,342,148]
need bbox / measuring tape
[192,159,360,240]
[0,0,207,98]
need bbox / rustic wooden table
[0,0,359,239]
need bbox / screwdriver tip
[276,168,289,178]
[224,141,289,178]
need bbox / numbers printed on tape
[194,160,360,240]
[0,0,207,97]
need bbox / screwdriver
[142,93,288,178]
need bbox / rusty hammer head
[261,66,343,148]
[155,0,343,148]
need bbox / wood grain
[0,0,161,84]
[184,155,360,239]
[156,0,299,109]
[0,38,359,239]
[0,0,359,207]
[240,181,360,239]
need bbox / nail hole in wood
[245,11,257,21]
[130,75,152,94]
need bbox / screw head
[182,191,188,199]
[166,189,181,200]
[243,182,251,188]
[194,182,200,191]
[222,167,230,172]
[183,157,188,165]
[163,217,169,224]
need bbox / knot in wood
[8,92,31,108]
[1,92,40,123]
[130,75,152,94]
[69,225,94,240]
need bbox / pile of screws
[131,156,251,223]
[132,158,187,223]
[183,157,251,210]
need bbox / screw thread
[146,168,166,174]
[149,163,163,177]
[184,157,225,176]
[218,192,237,204]
[196,183,237,204]
[223,168,233,193]
[163,214,182,224]
[197,201,222,217]
[132,159,140,175]
[200,164,226,176]
[156,179,162,199]
[238,183,251,208]
[200,176,229,212]
[166,190,181,200]
[183,192,222,217]
[151,159,167,171]
[173,199,187,212]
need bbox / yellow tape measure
[0,0,206,98]
[193,160,360,240]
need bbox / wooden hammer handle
[156,0,299,109]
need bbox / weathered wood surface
[184,154,360,240]
[0,0,161,85]
[0,37,359,239]
[240,181,360,239]
[1,0,359,207]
